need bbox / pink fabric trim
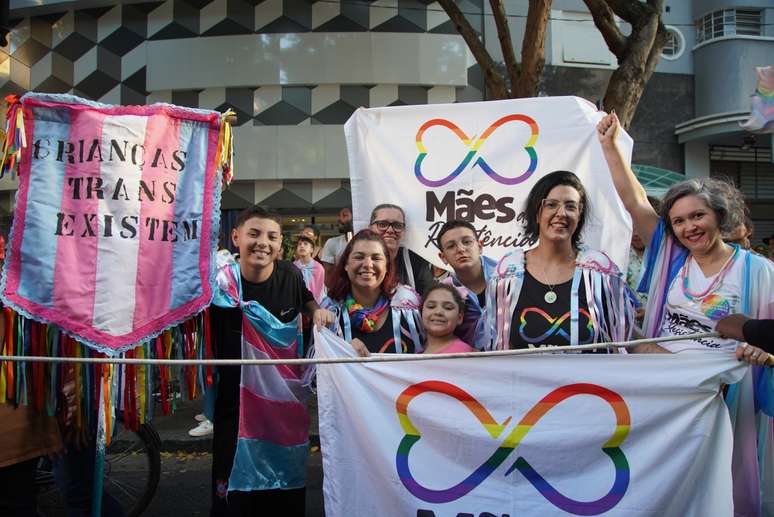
[23,97,220,126]
[196,111,219,311]
[131,115,178,331]
[52,110,106,328]
[238,387,309,445]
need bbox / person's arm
[742,319,774,353]
[717,314,774,354]
[303,291,335,328]
[597,112,660,246]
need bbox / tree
[437,0,668,129]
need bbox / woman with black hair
[483,170,634,351]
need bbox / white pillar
[684,141,710,179]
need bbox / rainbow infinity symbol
[396,381,630,515]
[414,114,538,187]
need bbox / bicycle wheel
[36,423,161,517]
[103,423,162,517]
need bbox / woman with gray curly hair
[598,112,774,516]
[597,112,773,359]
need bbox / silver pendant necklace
[534,250,574,304]
[542,263,558,304]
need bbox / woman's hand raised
[596,111,620,149]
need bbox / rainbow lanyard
[680,246,739,301]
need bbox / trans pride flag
[740,66,774,133]
[213,263,310,491]
[1,93,226,353]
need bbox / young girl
[421,284,476,354]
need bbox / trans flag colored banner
[315,328,746,516]
[1,93,224,353]
[344,96,634,270]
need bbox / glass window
[696,8,761,44]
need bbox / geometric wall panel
[3,0,482,116]
[256,0,311,33]
[371,0,427,33]
[148,0,200,40]
[98,4,147,57]
[313,0,369,32]
[73,46,120,100]
[201,0,254,36]
[30,51,72,92]
[52,10,98,61]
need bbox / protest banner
[345,96,633,270]
[1,93,231,353]
[315,328,745,516]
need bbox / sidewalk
[148,395,321,452]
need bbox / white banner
[315,328,746,516]
[345,96,633,269]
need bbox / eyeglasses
[541,199,581,215]
[371,220,406,232]
[442,237,478,252]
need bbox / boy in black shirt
[210,206,333,517]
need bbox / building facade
[1,0,771,242]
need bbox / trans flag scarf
[638,218,774,516]
[212,262,310,491]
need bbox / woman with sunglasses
[368,204,435,297]
[483,170,633,351]
[598,112,774,516]
[326,229,423,355]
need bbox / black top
[509,269,601,351]
[743,319,774,353]
[210,261,314,484]
[348,310,417,354]
[395,247,434,297]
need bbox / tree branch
[489,0,520,96]
[583,0,627,58]
[437,0,509,99]
[513,0,552,98]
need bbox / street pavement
[37,397,325,516]
[146,397,325,516]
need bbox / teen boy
[210,206,333,517]
[437,220,496,348]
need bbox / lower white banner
[315,328,746,517]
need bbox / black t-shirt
[509,269,601,351]
[348,310,417,354]
[210,261,314,481]
[396,247,434,297]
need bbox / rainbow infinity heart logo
[414,114,539,187]
[395,381,630,514]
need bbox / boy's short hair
[235,205,282,228]
[436,220,478,250]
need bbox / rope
[2,332,764,366]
